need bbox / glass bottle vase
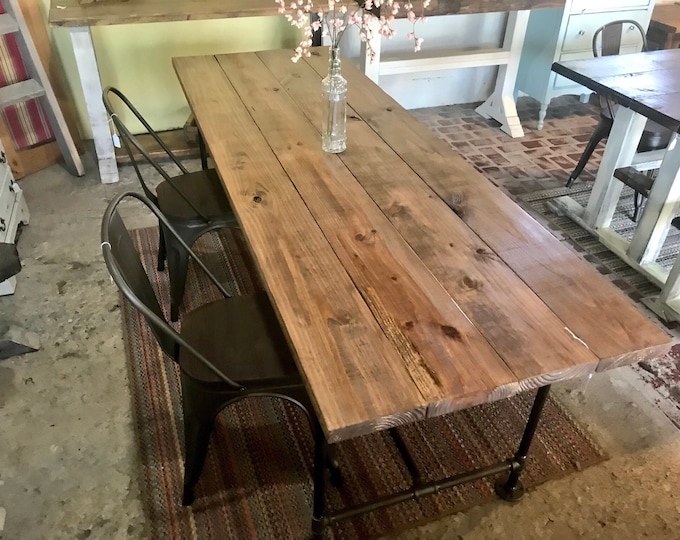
[321,46,347,153]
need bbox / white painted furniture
[360,11,531,138]
[516,0,656,130]
[549,50,680,323]
[0,140,30,296]
[51,1,573,185]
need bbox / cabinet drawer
[562,11,649,53]
[570,0,650,14]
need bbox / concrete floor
[2,131,680,539]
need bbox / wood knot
[388,203,408,218]
[354,229,377,243]
[474,247,496,262]
[404,321,414,330]
[441,325,462,341]
[386,107,393,112]
[461,275,482,290]
[253,195,262,203]
[273,87,280,92]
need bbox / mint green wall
[40,0,297,137]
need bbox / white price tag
[112,133,121,148]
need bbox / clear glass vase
[321,46,347,153]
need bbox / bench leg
[69,26,119,184]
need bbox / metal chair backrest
[592,20,648,57]
[102,87,209,221]
[101,192,240,389]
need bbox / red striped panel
[0,3,54,150]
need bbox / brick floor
[412,95,604,196]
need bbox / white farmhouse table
[49,0,565,184]
[551,49,680,323]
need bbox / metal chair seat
[179,291,299,385]
[156,169,234,221]
[600,106,672,152]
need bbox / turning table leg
[495,385,551,502]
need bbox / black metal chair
[566,19,673,204]
[101,192,340,508]
[103,87,239,321]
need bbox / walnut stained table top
[173,49,671,443]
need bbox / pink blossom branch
[276,0,428,62]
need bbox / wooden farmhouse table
[50,0,563,184]
[173,48,671,536]
[551,49,680,324]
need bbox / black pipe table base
[311,385,552,539]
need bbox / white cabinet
[515,0,655,129]
[0,141,29,296]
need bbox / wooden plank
[20,0,84,155]
[8,0,84,176]
[217,52,519,415]
[379,48,511,75]
[50,0,564,26]
[0,13,18,35]
[302,49,672,368]
[114,129,200,165]
[173,55,428,443]
[0,0,84,179]
[414,0,563,16]
[0,79,44,108]
[257,48,600,402]
[50,0,283,26]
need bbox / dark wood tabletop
[552,49,680,133]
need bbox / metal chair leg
[311,419,328,539]
[166,243,191,322]
[633,191,643,222]
[198,130,208,171]
[566,117,612,188]
[157,225,166,271]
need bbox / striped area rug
[121,226,607,539]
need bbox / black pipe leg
[495,385,551,502]
[311,421,328,539]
